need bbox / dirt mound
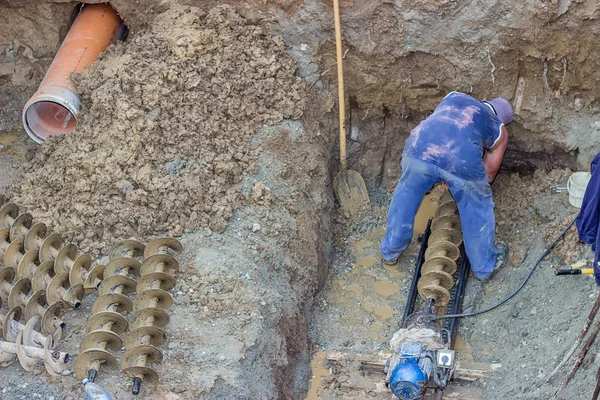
[9,4,305,254]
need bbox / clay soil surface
[1,1,600,400]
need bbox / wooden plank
[325,351,501,382]
[457,361,502,372]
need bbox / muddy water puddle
[0,133,19,147]
[414,189,440,235]
[306,351,331,400]
[0,129,27,148]
[310,223,409,356]
[0,129,32,161]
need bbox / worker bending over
[381,91,513,280]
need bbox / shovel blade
[334,169,370,215]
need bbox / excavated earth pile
[8,5,305,255]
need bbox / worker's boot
[478,241,509,281]
[485,241,509,280]
[381,255,400,267]
[494,241,509,272]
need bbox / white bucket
[567,172,591,208]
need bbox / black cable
[432,212,580,321]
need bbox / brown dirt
[8,5,305,255]
[4,1,600,166]
[1,1,600,399]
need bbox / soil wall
[3,0,599,182]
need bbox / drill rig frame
[386,213,471,400]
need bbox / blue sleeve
[577,152,600,244]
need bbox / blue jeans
[380,157,497,279]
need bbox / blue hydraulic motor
[386,309,456,400]
[388,342,432,400]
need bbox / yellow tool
[331,0,370,215]
[555,268,593,276]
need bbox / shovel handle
[333,0,347,171]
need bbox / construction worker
[380,91,513,280]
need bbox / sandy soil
[1,1,600,400]
[5,0,600,165]
[0,130,34,193]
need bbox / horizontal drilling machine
[386,193,470,400]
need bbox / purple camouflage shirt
[403,91,504,181]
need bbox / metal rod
[447,248,470,349]
[88,368,97,382]
[132,377,142,395]
[424,297,435,313]
[402,218,432,326]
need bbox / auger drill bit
[23,222,48,252]
[3,235,37,278]
[0,203,53,263]
[425,215,461,261]
[75,256,142,382]
[21,221,69,265]
[53,243,97,287]
[27,256,83,309]
[1,305,60,350]
[4,235,84,308]
[7,277,45,315]
[1,266,67,337]
[0,330,70,375]
[417,199,463,307]
[0,203,94,303]
[0,227,13,266]
[435,199,459,220]
[47,272,84,309]
[8,246,41,282]
[431,214,461,232]
[6,211,34,242]
[0,266,18,303]
[109,239,146,261]
[142,238,182,259]
[0,303,68,375]
[0,203,27,234]
[122,238,182,395]
[1,304,67,372]
[69,254,105,293]
[438,190,454,203]
[69,239,145,294]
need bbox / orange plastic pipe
[22,4,123,143]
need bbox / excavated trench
[1,1,600,400]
